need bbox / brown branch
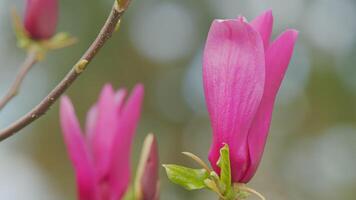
[0,1,129,141]
[0,51,38,110]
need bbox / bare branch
[0,1,129,141]
[0,51,38,110]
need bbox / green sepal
[217,144,232,195]
[41,32,77,50]
[163,164,209,190]
[236,190,250,199]
[122,186,135,200]
[232,184,251,200]
[12,9,31,49]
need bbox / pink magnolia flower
[203,10,298,183]
[60,84,144,200]
[24,0,58,40]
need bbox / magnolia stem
[182,152,212,173]
[0,50,38,111]
[0,1,129,141]
[240,186,266,200]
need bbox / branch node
[115,0,131,12]
[74,59,89,73]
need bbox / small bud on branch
[135,134,160,200]
[24,0,58,40]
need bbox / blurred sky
[0,0,356,199]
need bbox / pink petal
[59,96,97,200]
[24,0,58,40]
[115,88,127,113]
[250,9,273,49]
[242,30,299,182]
[109,84,144,199]
[90,84,119,179]
[85,105,97,143]
[85,88,126,143]
[203,19,265,182]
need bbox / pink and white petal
[203,19,265,182]
[59,96,97,200]
[115,88,127,114]
[90,84,119,178]
[109,84,144,199]
[242,29,298,182]
[250,9,273,49]
[85,104,97,143]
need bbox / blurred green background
[1,0,356,199]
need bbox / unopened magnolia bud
[135,134,160,200]
[24,0,58,40]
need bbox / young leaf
[163,164,209,190]
[217,144,232,194]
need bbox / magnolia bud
[24,0,58,40]
[135,134,160,200]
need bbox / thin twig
[0,1,129,141]
[239,185,266,200]
[182,152,212,173]
[0,51,38,110]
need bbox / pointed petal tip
[264,9,273,16]
[60,95,70,104]
[277,29,299,44]
[115,87,128,96]
[134,83,145,92]
[114,88,128,112]
[253,9,273,22]
[287,29,299,38]
[250,9,274,48]
[102,83,115,93]
[60,96,73,114]
[132,83,145,99]
[98,83,116,103]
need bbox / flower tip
[98,83,115,102]
[254,9,273,22]
[114,88,128,107]
[264,9,274,21]
[264,9,273,16]
[288,29,299,38]
[132,83,145,100]
[134,83,145,93]
[103,83,115,91]
[116,87,128,96]
[282,29,299,43]
[60,95,72,109]
[236,15,248,23]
